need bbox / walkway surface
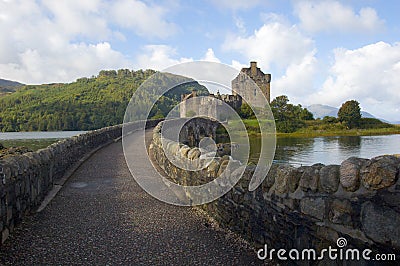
[0,130,267,265]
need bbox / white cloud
[0,0,177,84]
[230,60,247,71]
[223,17,318,102]
[109,0,177,38]
[308,42,400,121]
[137,46,244,71]
[274,50,318,102]
[0,42,130,84]
[42,0,111,40]
[294,1,385,33]
[223,19,315,70]
[209,0,262,10]
[201,48,221,63]
[136,45,193,70]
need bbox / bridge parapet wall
[0,119,162,244]
[150,118,400,260]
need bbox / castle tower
[232,61,271,104]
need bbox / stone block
[217,160,229,177]
[361,201,400,249]
[319,165,340,193]
[340,157,367,192]
[179,145,190,158]
[187,148,201,160]
[262,164,277,193]
[275,165,291,194]
[329,199,352,225]
[299,166,320,192]
[300,197,325,220]
[287,167,301,193]
[361,155,399,190]
[216,143,231,157]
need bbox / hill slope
[0,78,24,93]
[0,69,208,132]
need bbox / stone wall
[150,119,400,262]
[159,117,220,147]
[0,119,162,244]
[180,93,242,120]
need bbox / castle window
[254,89,257,96]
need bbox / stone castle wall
[150,118,400,261]
[0,119,162,244]
[179,93,242,119]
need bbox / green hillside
[0,69,208,132]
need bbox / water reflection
[338,136,361,148]
[249,134,400,166]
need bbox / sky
[0,0,399,121]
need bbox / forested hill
[0,69,208,132]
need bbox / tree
[269,95,309,133]
[322,116,337,124]
[338,100,361,129]
[238,102,255,119]
[299,107,314,120]
[270,95,289,121]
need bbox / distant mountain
[0,78,24,93]
[307,104,381,120]
[306,104,338,119]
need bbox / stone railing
[0,119,162,244]
[150,119,400,260]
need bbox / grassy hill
[0,69,208,132]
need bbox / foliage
[0,69,208,132]
[238,96,394,136]
[322,116,338,124]
[270,95,313,133]
[290,117,396,136]
[338,100,361,129]
[238,102,255,119]
[358,118,394,129]
[298,107,314,120]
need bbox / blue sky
[0,0,399,121]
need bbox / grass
[0,139,60,151]
[277,127,400,137]
[239,119,400,138]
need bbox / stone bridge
[0,117,399,265]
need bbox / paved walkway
[0,130,266,265]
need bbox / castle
[180,61,271,118]
[232,61,271,104]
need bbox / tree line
[239,95,392,133]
